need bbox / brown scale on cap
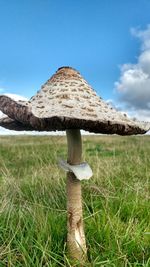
[0,66,149,134]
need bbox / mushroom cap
[0,116,34,131]
[0,67,149,135]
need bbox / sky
[0,0,150,134]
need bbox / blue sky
[0,0,150,122]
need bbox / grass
[0,135,150,267]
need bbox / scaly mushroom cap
[0,67,149,134]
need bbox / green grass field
[0,135,150,267]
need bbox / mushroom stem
[66,129,87,263]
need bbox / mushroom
[0,66,149,263]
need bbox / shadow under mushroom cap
[0,67,149,135]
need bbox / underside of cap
[0,67,149,135]
[0,116,34,131]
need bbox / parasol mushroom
[0,66,149,263]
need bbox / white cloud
[131,25,150,50]
[3,93,28,101]
[115,25,150,123]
